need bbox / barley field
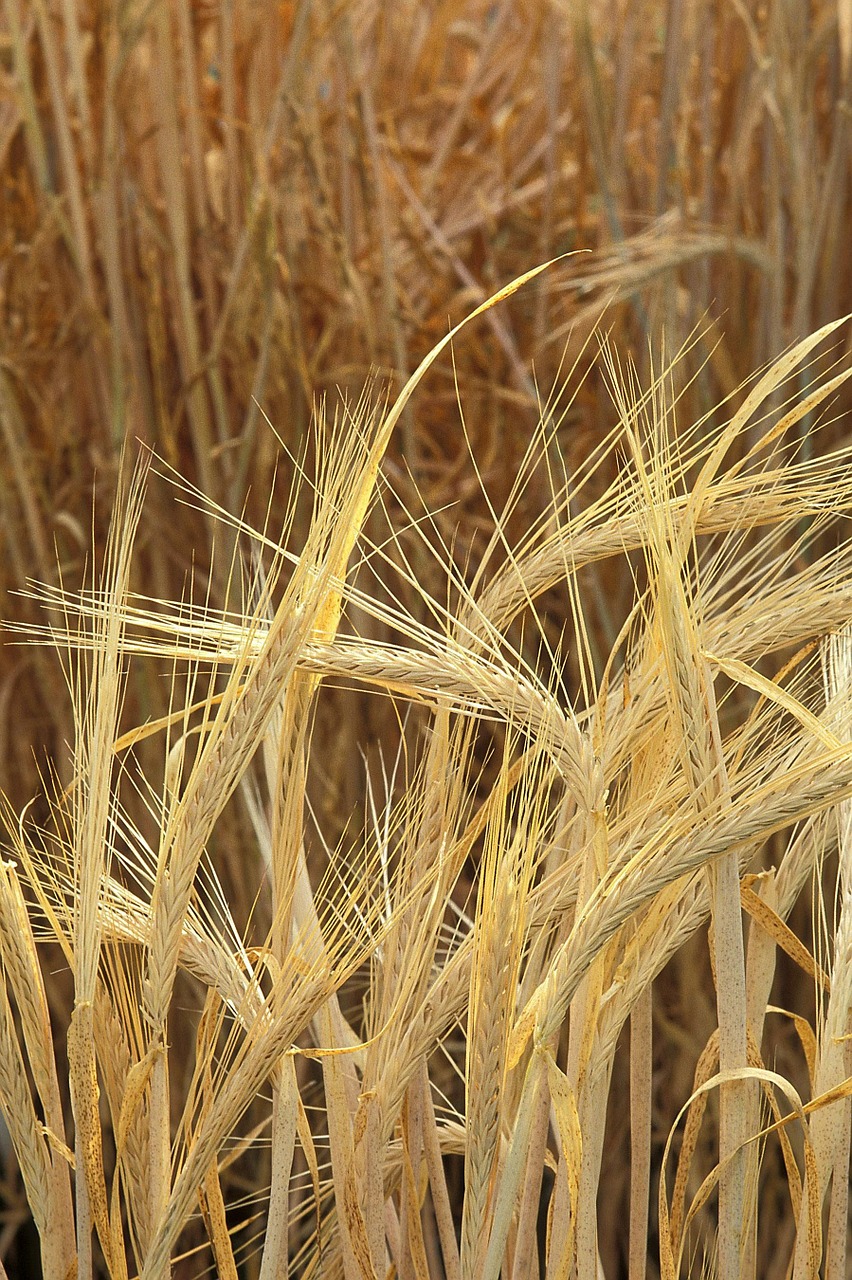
[1,3,851,1278]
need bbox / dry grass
[1,294,852,1280]
[2,2,852,1278]
[3,0,852,810]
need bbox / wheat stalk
[3,276,852,1280]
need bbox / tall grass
[3,285,852,1277]
[2,0,852,809]
[2,1,852,1276]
